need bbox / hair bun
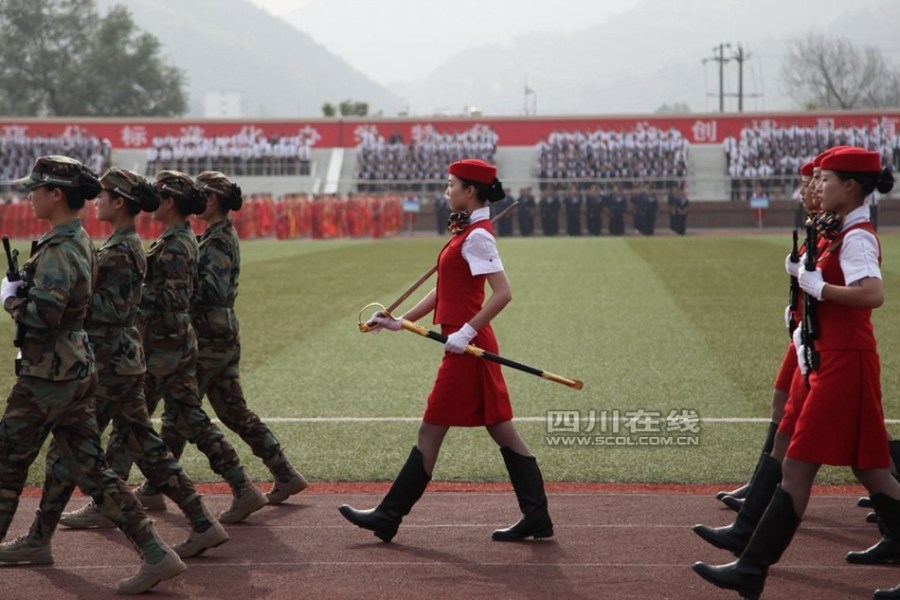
[488,177,506,203]
[79,169,102,200]
[133,181,160,212]
[876,168,895,194]
[229,183,244,211]
[189,187,207,215]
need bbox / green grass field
[7,233,900,486]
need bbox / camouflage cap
[154,170,196,198]
[195,171,233,196]
[101,167,147,202]
[13,155,89,192]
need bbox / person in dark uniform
[631,185,647,234]
[668,186,689,236]
[540,192,560,236]
[564,185,582,236]
[435,193,451,235]
[516,187,536,236]
[338,158,553,543]
[585,184,603,236]
[608,185,626,236]
[491,190,515,237]
[643,184,658,235]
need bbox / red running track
[0,483,892,599]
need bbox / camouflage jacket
[86,224,146,375]
[140,221,199,347]
[193,218,240,344]
[4,218,97,381]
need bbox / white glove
[798,268,826,301]
[792,325,808,376]
[366,311,403,333]
[785,253,801,278]
[1,277,25,304]
[444,323,477,354]
[784,305,793,330]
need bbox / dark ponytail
[62,168,102,210]
[460,176,506,204]
[128,181,160,215]
[226,183,243,211]
[876,168,895,194]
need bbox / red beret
[800,161,815,177]
[812,145,850,167]
[449,159,496,185]
[820,148,882,173]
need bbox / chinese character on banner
[665,409,701,434]
[691,120,717,143]
[546,410,580,434]
[120,125,148,148]
[816,118,835,131]
[2,125,29,139]
[878,117,898,141]
[623,409,661,434]
[61,125,88,139]
[179,125,206,141]
[297,125,321,146]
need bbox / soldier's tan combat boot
[264,452,309,505]
[60,500,115,529]
[117,545,186,595]
[173,520,229,558]
[219,470,267,524]
[0,534,54,565]
[134,481,167,512]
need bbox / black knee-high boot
[492,447,554,541]
[718,422,778,509]
[693,486,801,600]
[859,442,900,509]
[694,454,782,556]
[875,582,900,598]
[338,447,430,542]
[847,493,900,564]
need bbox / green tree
[339,100,369,117]
[321,102,336,117]
[0,0,186,116]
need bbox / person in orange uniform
[338,159,553,543]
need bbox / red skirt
[424,324,513,427]
[786,350,889,469]
[777,366,809,438]
[773,343,798,394]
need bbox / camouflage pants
[0,375,151,543]
[40,373,201,524]
[109,343,243,487]
[163,341,282,464]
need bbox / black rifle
[787,228,800,336]
[801,223,819,385]
[2,237,36,375]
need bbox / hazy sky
[248,0,642,84]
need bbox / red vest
[434,221,493,327]
[815,222,881,351]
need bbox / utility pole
[703,43,731,112]
[524,78,537,116]
[732,45,751,112]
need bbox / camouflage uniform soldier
[17,168,227,558]
[107,170,266,523]
[143,171,307,508]
[0,156,185,594]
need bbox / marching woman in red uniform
[338,158,553,543]
[693,147,898,600]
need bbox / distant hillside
[389,0,900,116]
[95,0,401,118]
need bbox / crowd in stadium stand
[145,129,316,177]
[536,125,689,191]
[355,124,498,192]
[723,122,900,200]
[0,132,110,184]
